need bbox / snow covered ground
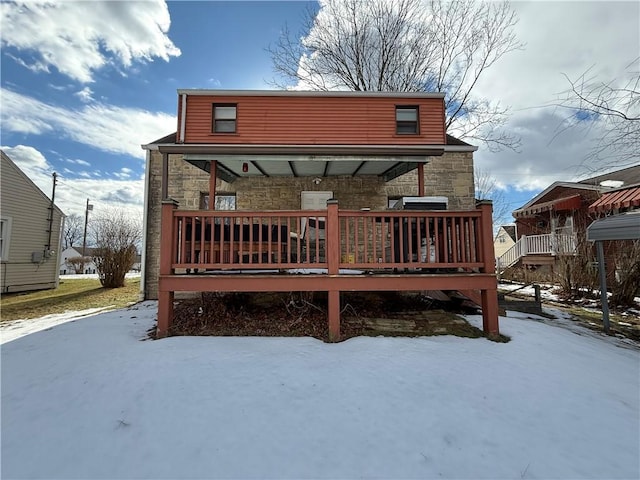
[2,303,639,479]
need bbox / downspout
[179,93,187,143]
[140,149,151,301]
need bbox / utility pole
[81,199,93,272]
[46,172,58,253]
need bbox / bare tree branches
[63,213,83,249]
[553,59,640,171]
[91,208,141,288]
[474,167,511,226]
[268,0,523,151]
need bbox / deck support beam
[328,290,341,342]
[477,200,499,338]
[157,290,174,338]
[481,288,499,336]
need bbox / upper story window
[213,104,237,133]
[396,106,419,134]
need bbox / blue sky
[1,0,638,223]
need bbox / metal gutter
[176,89,446,99]
[156,144,447,156]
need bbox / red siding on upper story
[180,93,446,145]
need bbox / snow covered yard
[1,303,639,479]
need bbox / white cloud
[475,2,640,111]
[74,87,94,103]
[475,109,606,192]
[114,167,133,179]
[471,1,639,187]
[2,144,144,220]
[1,144,51,173]
[67,158,91,167]
[1,88,176,159]
[0,0,181,83]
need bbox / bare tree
[474,167,511,227]
[66,256,93,274]
[611,240,640,307]
[63,213,84,249]
[269,0,523,151]
[554,59,640,171]
[91,208,141,288]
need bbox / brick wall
[144,151,474,299]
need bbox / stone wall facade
[144,151,474,299]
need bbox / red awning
[514,194,582,218]
[589,186,640,214]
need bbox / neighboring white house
[494,224,517,259]
[1,150,65,293]
[59,246,98,275]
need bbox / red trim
[514,194,582,218]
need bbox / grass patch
[1,278,140,322]
[551,303,640,341]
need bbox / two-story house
[142,90,499,341]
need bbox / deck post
[417,163,425,196]
[478,200,499,337]
[328,290,341,342]
[209,160,217,210]
[157,290,174,338]
[326,199,340,276]
[481,288,499,336]
[157,199,178,338]
[326,199,341,341]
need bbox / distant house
[496,165,640,273]
[1,150,65,293]
[59,246,98,275]
[494,224,516,259]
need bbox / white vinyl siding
[0,153,64,292]
[0,217,12,261]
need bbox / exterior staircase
[496,234,576,272]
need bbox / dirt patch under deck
[167,291,502,342]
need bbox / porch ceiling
[182,153,431,183]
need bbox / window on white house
[0,217,12,261]
[396,106,419,134]
[213,104,237,133]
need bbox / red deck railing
[157,199,499,340]
[165,203,488,272]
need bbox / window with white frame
[0,217,12,261]
[396,106,419,134]
[212,104,237,133]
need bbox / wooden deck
[158,200,499,341]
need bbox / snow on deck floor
[1,303,638,479]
